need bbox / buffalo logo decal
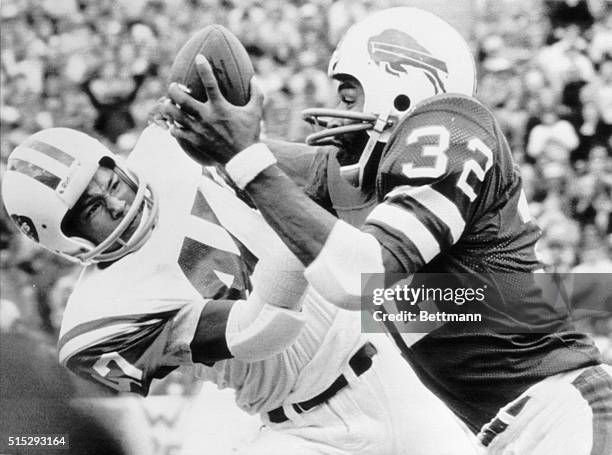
[368,30,448,94]
[11,214,39,242]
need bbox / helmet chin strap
[358,109,391,186]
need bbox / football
[169,24,253,105]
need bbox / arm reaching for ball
[162,56,338,267]
[163,56,395,310]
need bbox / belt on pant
[267,341,377,424]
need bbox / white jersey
[58,125,365,413]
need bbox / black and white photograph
[1,0,611,454]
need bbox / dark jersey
[348,94,601,432]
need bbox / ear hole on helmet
[61,213,78,237]
[394,95,411,112]
[99,156,115,168]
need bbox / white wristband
[225,143,277,190]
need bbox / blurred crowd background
[1,0,611,399]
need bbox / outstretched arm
[161,56,399,309]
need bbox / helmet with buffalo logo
[302,7,476,180]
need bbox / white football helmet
[1,128,159,264]
[302,7,476,182]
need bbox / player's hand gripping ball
[168,24,254,162]
[169,24,253,105]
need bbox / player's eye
[338,88,357,107]
[110,177,120,193]
[85,200,103,220]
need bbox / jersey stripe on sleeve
[386,184,466,242]
[58,310,180,365]
[364,184,467,273]
[367,202,440,264]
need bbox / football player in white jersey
[2,124,479,454]
[161,7,612,455]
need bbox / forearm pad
[304,220,384,310]
[225,242,308,361]
[225,291,305,361]
[250,242,306,311]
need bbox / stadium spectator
[80,57,152,144]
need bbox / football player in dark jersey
[162,7,612,454]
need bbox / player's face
[328,76,369,162]
[66,166,142,248]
